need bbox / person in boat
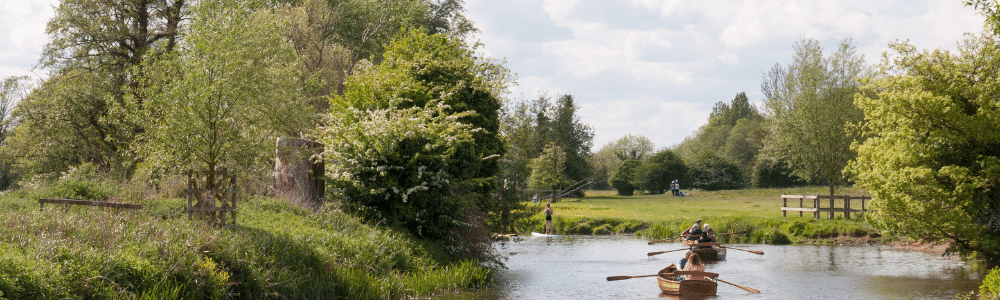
[544,202,554,234]
[678,250,709,281]
[699,224,717,243]
[683,219,704,241]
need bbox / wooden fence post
[782,196,787,217]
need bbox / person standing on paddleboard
[544,202,554,234]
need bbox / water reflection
[437,235,980,300]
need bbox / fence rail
[39,198,142,211]
[780,194,870,219]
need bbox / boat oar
[647,236,681,245]
[717,278,760,293]
[606,274,664,281]
[647,231,746,245]
[647,248,688,256]
[718,245,764,255]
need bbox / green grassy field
[517,186,882,245]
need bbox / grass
[0,190,491,299]
[517,186,881,245]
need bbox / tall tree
[7,0,187,178]
[849,33,1000,259]
[761,38,867,196]
[591,134,654,189]
[549,94,594,190]
[528,143,568,201]
[135,0,311,188]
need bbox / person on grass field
[544,202,554,234]
[682,219,704,241]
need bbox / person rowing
[699,224,717,244]
[682,219,704,241]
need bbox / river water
[436,235,981,300]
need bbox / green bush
[981,267,1000,298]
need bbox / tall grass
[0,193,492,299]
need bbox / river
[435,235,981,300]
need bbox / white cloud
[0,0,58,79]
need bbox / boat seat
[674,271,719,278]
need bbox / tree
[848,33,1000,259]
[761,38,867,197]
[323,28,511,240]
[135,0,311,191]
[0,76,32,189]
[636,149,687,194]
[547,94,594,195]
[6,0,188,178]
[688,152,743,191]
[592,134,654,188]
[611,159,642,196]
[528,143,568,201]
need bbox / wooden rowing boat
[682,241,727,261]
[657,270,719,296]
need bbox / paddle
[717,278,760,293]
[606,273,667,281]
[646,248,688,256]
[718,245,764,255]
[647,231,747,245]
[647,236,681,245]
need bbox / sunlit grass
[517,186,879,244]
[0,193,491,299]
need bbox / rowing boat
[656,270,719,296]
[681,241,727,261]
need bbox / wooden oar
[718,245,764,255]
[647,248,688,256]
[647,231,747,245]
[647,236,682,245]
[606,273,665,281]
[717,278,760,293]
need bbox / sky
[0,0,988,150]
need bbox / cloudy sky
[0,0,988,149]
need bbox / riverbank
[0,190,490,299]
[516,187,885,245]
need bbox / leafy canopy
[848,32,1000,258]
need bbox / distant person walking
[544,202,554,234]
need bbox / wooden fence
[39,198,142,211]
[780,195,871,219]
[185,168,238,226]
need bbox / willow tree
[761,38,867,197]
[848,32,1000,259]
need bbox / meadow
[517,186,884,245]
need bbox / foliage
[967,0,1000,35]
[761,38,867,196]
[981,267,1000,297]
[591,134,654,189]
[674,92,764,182]
[752,158,806,188]
[848,32,1000,259]
[687,152,743,191]
[498,94,593,195]
[610,159,642,196]
[5,0,188,179]
[0,194,491,299]
[132,0,312,191]
[528,143,568,195]
[636,149,687,194]
[322,29,510,241]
